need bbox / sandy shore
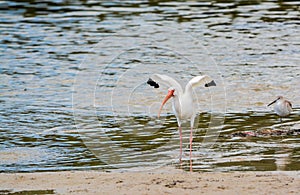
[0,168,299,195]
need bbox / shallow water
[1,0,299,172]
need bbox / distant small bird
[267,96,293,121]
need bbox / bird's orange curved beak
[158,89,174,118]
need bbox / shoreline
[1,169,299,195]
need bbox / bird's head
[277,96,283,100]
[158,87,175,118]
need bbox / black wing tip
[147,78,159,88]
[205,80,216,87]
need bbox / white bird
[147,74,216,171]
[267,96,293,121]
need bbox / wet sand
[0,168,299,195]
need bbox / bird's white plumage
[151,74,183,96]
[268,96,292,117]
[150,74,216,172]
[186,75,213,91]
[152,74,214,126]
[274,98,292,117]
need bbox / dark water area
[0,0,299,172]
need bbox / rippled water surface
[1,0,299,172]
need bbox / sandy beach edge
[0,169,299,195]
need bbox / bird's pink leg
[190,126,193,172]
[179,125,182,165]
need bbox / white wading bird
[268,96,293,121]
[147,74,216,171]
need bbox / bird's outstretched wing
[185,75,216,93]
[148,74,183,95]
[187,75,216,88]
